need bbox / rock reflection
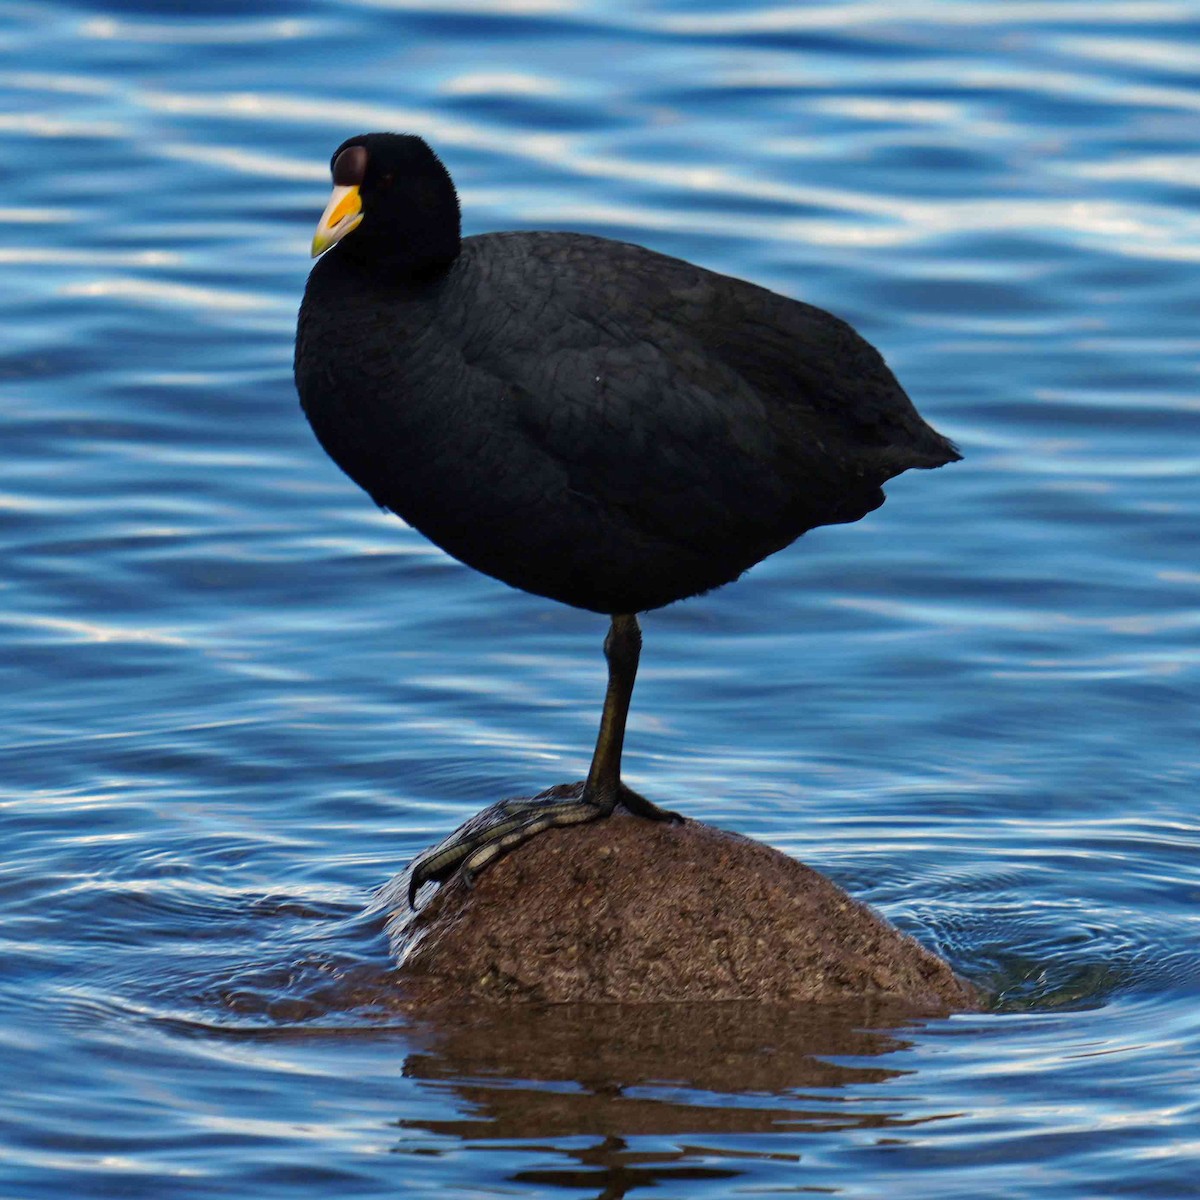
[399,1001,941,1197]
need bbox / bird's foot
[407,784,602,907]
[406,781,685,907]
[617,782,684,824]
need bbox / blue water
[3,1,1199,1196]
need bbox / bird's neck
[342,226,461,281]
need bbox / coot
[295,133,960,903]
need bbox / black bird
[295,133,960,903]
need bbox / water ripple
[2,0,1198,1196]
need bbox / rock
[386,786,978,1014]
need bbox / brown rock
[385,786,978,1014]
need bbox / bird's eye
[380,172,395,189]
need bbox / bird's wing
[471,247,787,554]
[456,233,888,553]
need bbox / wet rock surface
[387,785,978,1014]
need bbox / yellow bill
[311,184,363,257]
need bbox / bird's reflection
[396,1000,947,1198]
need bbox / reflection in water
[398,1001,951,1197]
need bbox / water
[3,0,1198,1195]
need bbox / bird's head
[310,132,461,274]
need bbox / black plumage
[296,134,958,618]
[294,133,960,898]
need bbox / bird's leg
[406,614,678,908]
[583,615,681,823]
[582,613,641,814]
